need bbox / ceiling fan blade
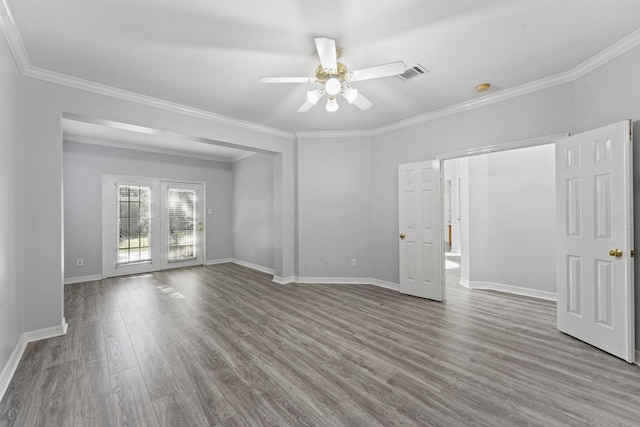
[259,76,313,83]
[297,100,314,112]
[350,61,406,81]
[315,37,338,71]
[352,92,373,110]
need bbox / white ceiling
[7,0,640,135]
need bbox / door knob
[609,249,623,258]
[400,233,406,240]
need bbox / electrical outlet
[76,258,83,266]
[351,258,357,267]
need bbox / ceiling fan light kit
[342,85,358,104]
[325,77,342,96]
[326,96,339,112]
[260,36,407,113]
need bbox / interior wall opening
[442,142,557,302]
[62,115,278,282]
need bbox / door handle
[608,249,623,258]
[400,233,406,240]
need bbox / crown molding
[0,0,293,140]
[570,28,640,80]
[370,71,575,136]
[24,66,295,139]
[2,0,639,140]
[295,129,376,139]
[0,0,29,72]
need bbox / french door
[102,176,205,278]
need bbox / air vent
[397,64,428,81]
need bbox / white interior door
[399,160,444,300]
[103,176,205,278]
[556,120,634,363]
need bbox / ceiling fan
[260,37,406,112]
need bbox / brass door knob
[609,249,623,258]
[400,233,406,240]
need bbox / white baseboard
[204,258,233,266]
[369,278,401,291]
[0,334,27,403]
[296,277,375,285]
[24,318,68,341]
[64,274,102,285]
[281,276,400,291]
[205,258,274,275]
[466,280,557,301]
[230,259,275,275]
[0,318,68,402]
[205,261,399,291]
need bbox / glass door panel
[117,185,152,264]
[168,188,196,262]
[161,182,203,269]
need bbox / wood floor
[1,262,640,426]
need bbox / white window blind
[168,188,196,261]
[117,185,152,264]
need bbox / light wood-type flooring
[1,261,640,426]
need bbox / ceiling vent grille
[398,64,428,81]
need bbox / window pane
[117,185,151,264]
[168,188,196,261]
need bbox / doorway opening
[437,134,564,301]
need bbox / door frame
[434,132,568,300]
[101,174,207,278]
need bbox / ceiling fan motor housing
[315,62,349,83]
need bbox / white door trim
[430,133,568,301]
[436,133,569,161]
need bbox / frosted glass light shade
[325,77,341,96]
[326,97,339,112]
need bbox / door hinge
[631,250,635,258]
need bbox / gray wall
[297,136,372,278]
[0,27,24,378]
[464,145,556,293]
[232,153,274,269]
[63,141,234,279]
